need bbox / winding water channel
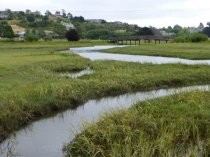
[1,46,210,157]
[1,85,209,157]
[70,45,210,65]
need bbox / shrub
[85,29,110,40]
[65,29,80,41]
[137,27,154,35]
[190,33,208,42]
[53,24,67,39]
[173,36,189,43]
[44,36,52,41]
[24,33,39,42]
[202,27,210,37]
[174,33,208,43]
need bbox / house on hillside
[55,11,62,17]
[188,23,205,33]
[110,21,125,27]
[18,31,26,40]
[188,27,199,33]
[86,19,104,24]
[67,13,73,19]
[10,25,25,40]
[0,11,8,19]
[160,30,175,36]
[11,25,25,34]
[61,21,74,29]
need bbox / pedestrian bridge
[109,35,173,45]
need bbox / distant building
[61,21,74,29]
[187,23,205,33]
[12,11,22,14]
[55,11,61,17]
[160,30,175,36]
[10,25,25,40]
[198,23,204,31]
[110,21,125,27]
[188,27,199,33]
[18,31,26,40]
[32,11,41,16]
[67,13,73,19]
[86,19,104,23]
[44,30,54,36]
[0,11,8,19]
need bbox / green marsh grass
[1,41,210,145]
[104,42,210,60]
[67,91,210,157]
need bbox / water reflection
[61,67,94,79]
[0,136,18,157]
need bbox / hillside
[0,10,142,40]
[1,9,209,41]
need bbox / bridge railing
[109,35,172,43]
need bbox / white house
[86,19,104,23]
[160,30,175,36]
[0,11,8,19]
[61,21,74,29]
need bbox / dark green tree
[65,29,80,41]
[202,27,210,37]
[24,33,39,42]
[0,21,14,38]
[72,16,85,23]
[5,9,14,20]
[137,27,154,35]
[16,11,25,20]
[173,25,182,34]
[26,14,35,22]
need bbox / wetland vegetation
[103,42,210,60]
[0,41,209,156]
[67,90,210,157]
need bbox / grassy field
[0,40,210,149]
[67,90,210,157]
[103,42,210,60]
[0,40,107,141]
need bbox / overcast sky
[0,0,210,28]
